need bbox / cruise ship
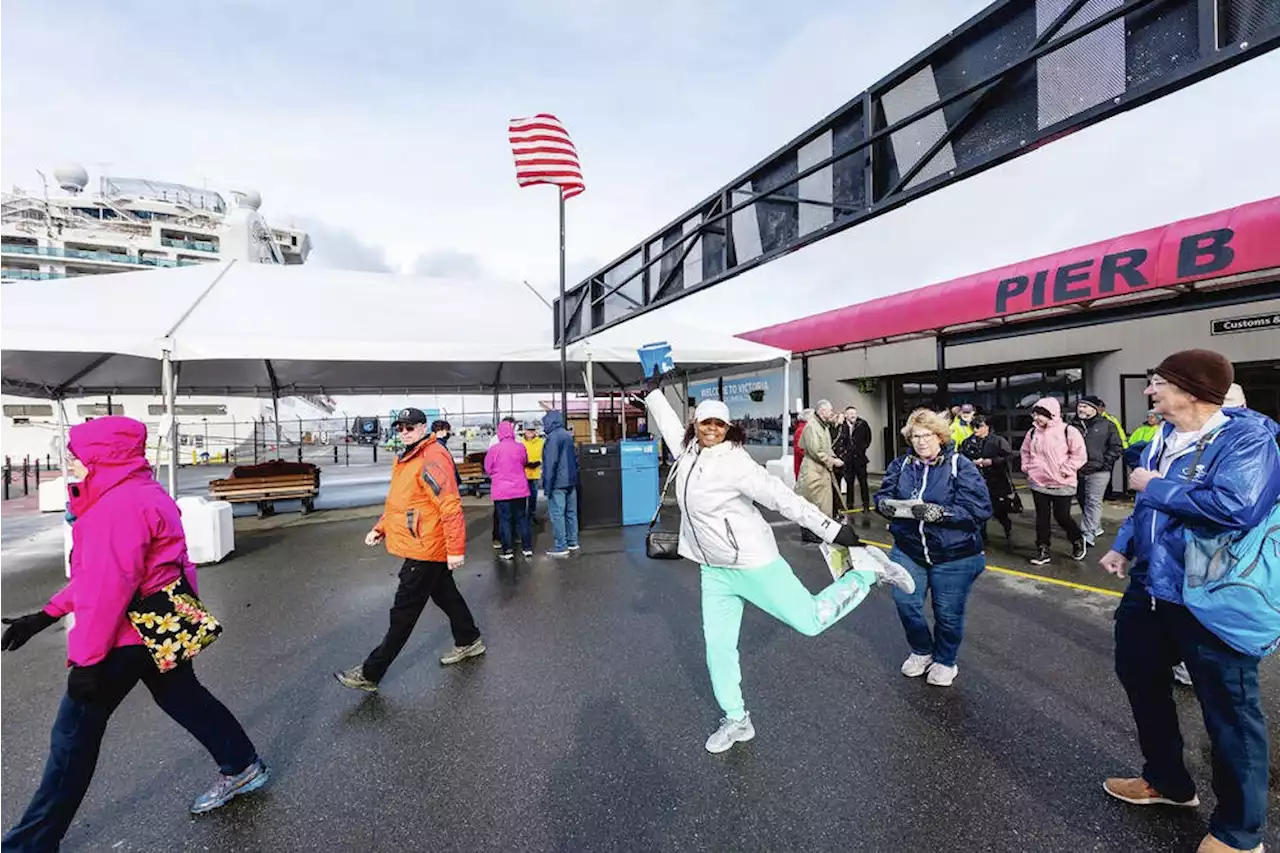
[1,164,340,464]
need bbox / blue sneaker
[190,759,270,814]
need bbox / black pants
[1031,489,1081,547]
[492,507,500,543]
[362,559,481,683]
[3,646,257,851]
[1114,583,1269,849]
[845,461,871,511]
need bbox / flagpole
[558,189,568,414]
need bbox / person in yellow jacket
[520,422,546,524]
[1097,402,1129,447]
[949,403,976,448]
[1127,410,1161,447]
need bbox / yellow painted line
[855,536,1124,599]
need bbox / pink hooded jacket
[1019,396,1088,491]
[43,417,196,667]
[484,421,531,501]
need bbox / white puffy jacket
[646,391,842,568]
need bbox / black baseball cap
[392,407,428,427]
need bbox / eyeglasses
[394,423,419,434]
[910,433,938,443]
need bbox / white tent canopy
[1,261,789,398]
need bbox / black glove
[67,662,106,704]
[875,500,895,520]
[910,503,947,523]
[1,611,58,651]
[832,525,862,548]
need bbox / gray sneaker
[334,666,378,692]
[190,759,270,814]
[705,712,755,754]
[440,639,486,666]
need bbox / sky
[4,1,1276,419]
[0,0,992,304]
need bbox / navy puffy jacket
[540,411,579,491]
[875,450,992,566]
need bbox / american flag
[508,114,585,199]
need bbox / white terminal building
[1,164,338,463]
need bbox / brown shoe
[1102,776,1199,807]
[1197,833,1264,853]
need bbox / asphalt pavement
[1,505,1276,852]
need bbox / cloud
[293,218,393,273]
[412,249,485,278]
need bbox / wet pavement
[2,505,1277,852]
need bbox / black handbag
[645,464,682,560]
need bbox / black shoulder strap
[649,457,683,529]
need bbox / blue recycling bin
[620,439,660,526]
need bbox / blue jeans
[889,547,985,667]
[3,646,257,851]
[526,479,539,521]
[494,498,532,552]
[546,486,579,551]
[1115,582,1269,850]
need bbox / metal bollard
[334,446,339,464]
[373,443,378,464]
[3,459,9,501]
[22,458,30,496]
[35,461,40,487]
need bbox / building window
[146,404,228,416]
[76,404,124,417]
[3,404,54,417]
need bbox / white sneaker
[853,547,916,594]
[1172,662,1193,686]
[927,663,958,687]
[901,653,933,678]
[705,713,755,754]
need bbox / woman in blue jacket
[875,408,992,687]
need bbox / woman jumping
[643,388,914,754]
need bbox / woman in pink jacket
[1,418,267,850]
[485,420,532,560]
[1019,397,1088,566]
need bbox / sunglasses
[393,423,420,434]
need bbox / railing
[0,244,201,268]
[0,269,66,280]
[161,238,217,252]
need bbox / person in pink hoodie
[0,417,267,850]
[484,420,532,560]
[1019,396,1088,566]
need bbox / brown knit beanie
[1152,349,1234,405]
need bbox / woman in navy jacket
[875,408,992,687]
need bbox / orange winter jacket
[374,436,467,561]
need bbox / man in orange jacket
[335,408,484,692]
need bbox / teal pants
[700,557,876,720]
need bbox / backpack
[1181,428,1280,657]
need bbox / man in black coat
[960,416,1015,543]
[835,405,873,518]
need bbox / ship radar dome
[53,163,89,194]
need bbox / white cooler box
[176,496,235,564]
[766,456,797,489]
[39,477,69,513]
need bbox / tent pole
[162,350,177,496]
[782,355,791,460]
[586,347,597,444]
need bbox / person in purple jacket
[485,420,533,560]
[1,418,268,851]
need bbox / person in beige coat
[796,400,844,541]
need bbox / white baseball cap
[694,400,731,424]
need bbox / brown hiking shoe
[1102,776,1199,807]
[1197,833,1264,853]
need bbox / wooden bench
[456,461,487,496]
[209,463,320,517]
